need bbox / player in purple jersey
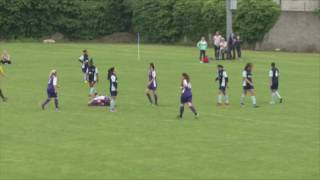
[215,65,229,105]
[41,70,59,111]
[240,63,258,108]
[145,63,158,105]
[178,73,199,119]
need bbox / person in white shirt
[219,38,228,60]
[213,32,222,60]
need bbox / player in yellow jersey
[0,65,7,102]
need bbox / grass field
[0,43,319,180]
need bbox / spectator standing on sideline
[213,32,222,60]
[219,38,228,60]
[235,35,242,59]
[227,33,236,60]
[197,37,208,63]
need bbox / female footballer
[178,73,199,119]
[215,65,229,105]
[269,62,283,104]
[86,59,99,97]
[240,63,258,108]
[41,70,59,111]
[78,49,90,83]
[145,63,158,105]
[107,67,118,112]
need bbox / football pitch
[0,43,319,179]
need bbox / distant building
[256,0,320,52]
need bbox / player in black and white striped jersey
[269,62,283,104]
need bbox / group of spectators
[197,31,242,62]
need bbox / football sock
[190,106,198,115]
[146,94,153,104]
[251,96,257,105]
[218,95,222,104]
[42,98,51,108]
[83,74,87,82]
[0,89,5,100]
[54,98,59,109]
[275,91,282,99]
[154,94,158,105]
[110,99,116,110]
[225,96,229,104]
[179,105,184,118]
[271,92,276,103]
[240,94,245,104]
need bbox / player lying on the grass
[240,63,259,108]
[0,64,8,102]
[86,59,99,97]
[269,62,283,104]
[88,93,110,106]
[178,73,199,119]
[108,67,118,112]
[215,65,229,105]
[145,63,158,105]
[0,50,12,64]
[41,70,59,111]
[79,49,90,83]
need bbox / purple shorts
[180,95,192,104]
[47,89,57,98]
[148,84,157,91]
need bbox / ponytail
[107,67,115,80]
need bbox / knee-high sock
[240,94,245,104]
[154,94,158,105]
[218,95,222,104]
[42,98,51,108]
[275,91,282,99]
[179,105,184,118]
[146,94,153,104]
[83,74,87,81]
[189,106,198,115]
[54,98,59,109]
[0,89,5,100]
[271,92,276,103]
[251,96,257,105]
[110,99,116,110]
[224,95,229,104]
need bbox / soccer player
[107,67,118,112]
[269,62,283,104]
[0,64,8,102]
[88,95,110,107]
[178,73,199,119]
[41,70,59,111]
[79,49,90,83]
[197,37,208,63]
[215,65,229,105]
[86,59,99,97]
[240,63,258,108]
[145,63,158,105]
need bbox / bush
[234,0,280,44]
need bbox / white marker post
[137,32,141,61]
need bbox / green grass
[0,43,319,180]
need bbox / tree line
[0,0,280,44]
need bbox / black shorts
[88,76,96,84]
[271,83,279,90]
[110,91,118,97]
[243,85,254,90]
